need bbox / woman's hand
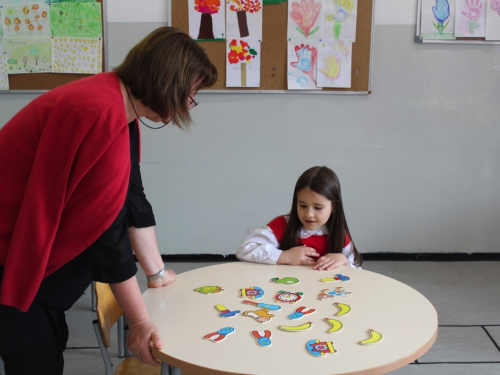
[313,253,350,270]
[126,317,162,366]
[147,269,177,289]
[277,246,319,266]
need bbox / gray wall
[1,22,499,255]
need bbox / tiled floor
[16,261,500,374]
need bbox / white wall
[2,1,500,256]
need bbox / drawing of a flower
[290,43,317,85]
[432,0,450,34]
[228,39,257,87]
[459,0,484,35]
[290,0,322,38]
[491,0,500,16]
[326,0,354,39]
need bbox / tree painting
[227,0,262,38]
[289,0,322,38]
[194,0,221,39]
[227,39,257,86]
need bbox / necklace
[125,86,169,130]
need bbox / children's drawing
[0,0,45,5]
[4,36,51,73]
[50,2,102,38]
[455,0,486,37]
[287,40,318,90]
[226,38,260,87]
[306,339,337,356]
[486,0,500,40]
[190,0,225,40]
[203,327,234,342]
[1,4,51,38]
[51,37,102,74]
[242,308,275,323]
[288,0,322,39]
[324,0,357,41]
[251,330,272,346]
[420,0,455,40]
[317,39,351,88]
[0,52,9,90]
[226,0,262,39]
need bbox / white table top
[145,262,438,375]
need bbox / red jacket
[0,73,134,312]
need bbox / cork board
[7,0,105,91]
[172,0,373,93]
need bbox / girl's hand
[126,317,162,366]
[147,269,177,289]
[313,253,350,270]
[277,246,319,266]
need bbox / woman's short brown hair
[114,27,217,129]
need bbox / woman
[0,27,217,374]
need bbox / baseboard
[139,253,500,263]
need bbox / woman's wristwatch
[146,266,166,282]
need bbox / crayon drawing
[288,0,323,40]
[0,52,9,90]
[486,0,500,40]
[1,3,51,38]
[0,0,45,5]
[317,39,351,88]
[50,2,102,38]
[287,39,319,90]
[226,38,260,87]
[420,0,455,40]
[51,36,102,74]
[189,0,225,40]
[226,0,262,40]
[455,0,486,37]
[4,36,51,73]
[323,0,357,41]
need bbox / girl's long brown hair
[280,166,362,266]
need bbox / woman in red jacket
[0,27,217,374]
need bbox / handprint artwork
[491,0,500,16]
[324,0,357,41]
[287,40,318,89]
[419,0,455,39]
[486,0,500,40]
[455,0,486,37]
[288,0,322,39]
[432,0,450,34]
[317,40,352,88]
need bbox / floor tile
[485,326,500,351]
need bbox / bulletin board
[171,0,374,93]
[5,0,106,91]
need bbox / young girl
[237,166,362,270]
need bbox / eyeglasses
[189,94,199,108]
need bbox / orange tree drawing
[194,0,221,39]
[228,39,257,86]
[227,0,262,38]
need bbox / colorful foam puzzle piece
[319,274,351,282]
[242,300,281,311]
[274,290,303,303]
[242,308,275,323]
[240,286,264,299]
[358,329,383,345]
[203,327,234,342]
[306,339,337,357]
[194,286,224,294]
[288,306,316,320]
[270,276,299,284]
[333,302,351,316]
[251,330,272,346]
[317,287,352,301]
[215,304,241,318]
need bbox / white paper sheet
[420,0,456,39]
[1,3,50,38]
[287,39,319,90]
[189,0,225,40]
[0,52,9,90]
[51,36,102,74]
[226,0,263,40]
[226,38,260,87]
[3,36,51,73]
[323,0,357,42]
[288,0,324,40]
[317,39,351,88]
[455,0,486,37]
[486,0,500,40]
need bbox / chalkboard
[5,0,105,91]
[171,0,373,93]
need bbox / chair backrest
[95,282,124,348]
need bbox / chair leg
[117,315,125,358]
[93,320,114,375]
[91,281,96,312]
[0,356,5,375]
[160,362,172,375]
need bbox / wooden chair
[93,282,172,375]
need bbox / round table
[144,262,437,375]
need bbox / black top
[33,121,155,310]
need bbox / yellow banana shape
[358,329,383,345]
[324,318,343,333]
[278,321,313,332]
[334,302,351,316]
